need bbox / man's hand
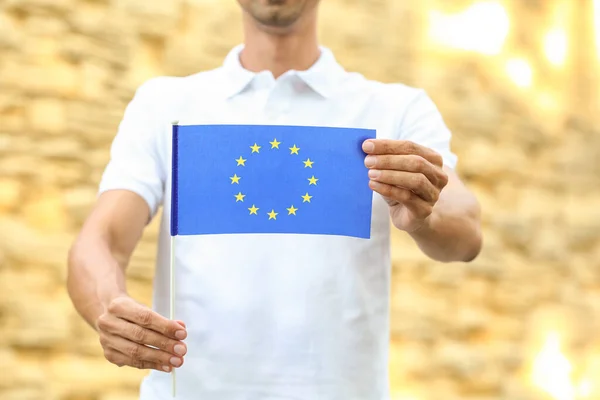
[96,296,187,372]
[363,139,449,233]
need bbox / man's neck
[239,15,320,78]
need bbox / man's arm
[407,166,482,262]
[67,190,147,325]
[67,190,187,372]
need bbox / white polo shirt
[99,44,457,400]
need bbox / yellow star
[308,176,318,185]
[250,143,261,153]
[268,209,278,220]
[230,174,241,184]
[234,192,245,202]
[289,144,300,155]
[303,158,314,168]
[302,193,312,203]
[248,205,259,215]
[270,138,281,149]
[287,205,298,215]
[235,156,246,166]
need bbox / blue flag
[170,124,375,239]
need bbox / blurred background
[0,0,599,399]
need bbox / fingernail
[368,169,380,179]
[170,357,182,367]
[363,141,375,153]
[369,180,380,189]
[175,330,186,340]
[174,344,186,356]
[162,365,171,372]
[364,156,377,168]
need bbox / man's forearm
[67,234,128,330]
[67,191,150,329]
[407,190,482,263]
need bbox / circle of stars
[229,138,317,220]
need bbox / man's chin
[252,12,300,30]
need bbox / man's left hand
[362,139,449,233]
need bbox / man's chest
[165,87,400,141]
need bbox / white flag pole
[170,120,179,397]
[170,234,176,397]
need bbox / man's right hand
[96,296,187,372]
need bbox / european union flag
[170,124,375,239]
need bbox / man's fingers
[103,347,172,372]
[362,139,443,167]
[107,297,186,340]
[99,315,187,357]
[368,170,439,203]
[364,154,447,188]
[102,333,184,369]
[369,181,433,219]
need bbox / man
[67,0,482,399]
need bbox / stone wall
[1,1,599,400]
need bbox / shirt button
[264,102,290,120]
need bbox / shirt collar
[221,44,346,99]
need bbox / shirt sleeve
[98,79,167,219]
[397,89,458,169]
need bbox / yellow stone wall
[1,1,599,400]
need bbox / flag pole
[170,234,176,397]
[170,120,179,397]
